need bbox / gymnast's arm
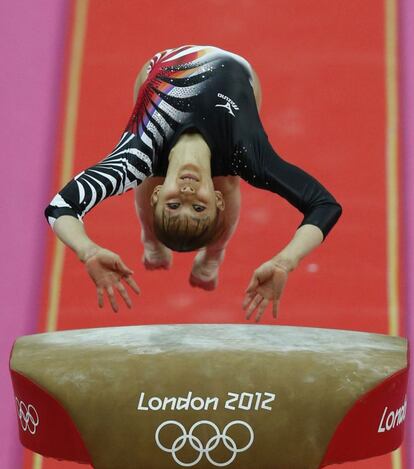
[44,61,153,312]
[44,130,148,311]
[46,59,152,233]
[242,138,342,321]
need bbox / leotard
[45,45,342,238]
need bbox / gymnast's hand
[243,260,289,322]
[83,248,140,312]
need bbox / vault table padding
[10,324,408,469]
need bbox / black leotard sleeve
[234,130,342,239]
[44,132,152,227]
[205,57,343,240]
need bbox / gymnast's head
[151,172,224,252]
[150,131,225,252]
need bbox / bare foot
[142,242,172,270]
[189,248,225,291]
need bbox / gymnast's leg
[190,176,241,290]
[134,178,172,270]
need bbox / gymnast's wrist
[205,244,226,255]
[271,254,297,272]
[204,246,226,263]
[77,243,101,263]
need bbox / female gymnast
[45,45,342,322]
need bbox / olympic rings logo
[15,398,39,435]
[155,420,254,467]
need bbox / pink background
[0,1,68,467]
[400,0,414,467]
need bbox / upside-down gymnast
[45,45,342,321]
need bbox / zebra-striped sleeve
[45,132,153,228]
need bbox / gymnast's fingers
[272,299,280,319]
[116,281,132,309]
[245,294,263,320]
[272,270,287,318]
[242,290,256,310]
[255,298,270,323]
[245,275,259,294]
[106,286,119,313]
[115,257,134,276]
[124,276,141,295]
[97,287,104,308]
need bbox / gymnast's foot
[190,248,225,291]
[142,241,172,270]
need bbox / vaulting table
[10,324,408,469]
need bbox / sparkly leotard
[45,45,342,237]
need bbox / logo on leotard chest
[215,93,239,117]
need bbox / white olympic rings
[155,419,254,467]
[15,398,39,435]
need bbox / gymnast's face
[150,170,225,219]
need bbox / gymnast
[45,45,342,321]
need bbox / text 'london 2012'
[137,391,276,412]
